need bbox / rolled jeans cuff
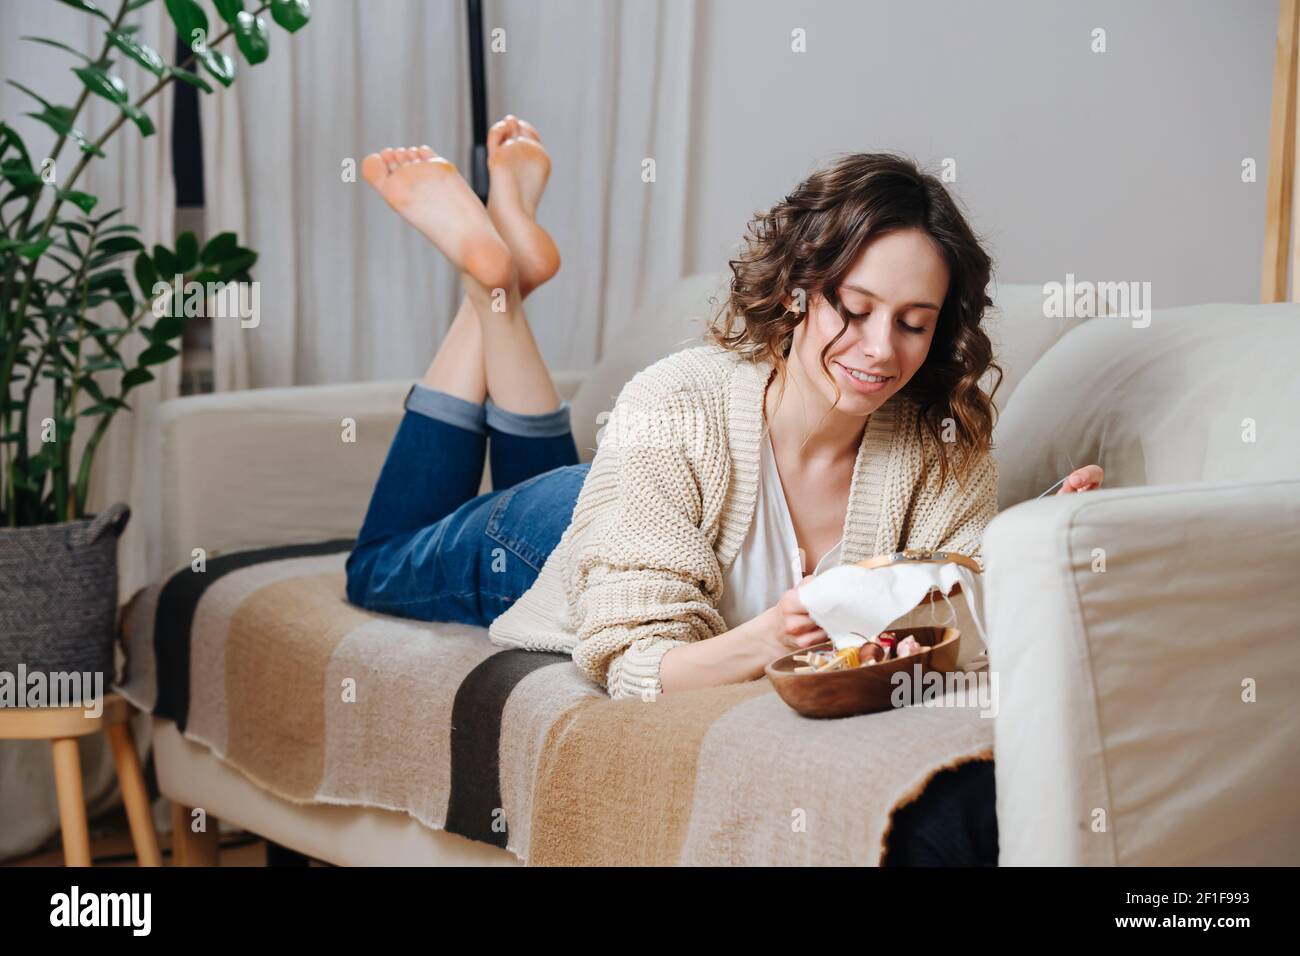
[485,397,573,438]
[404,383,486,434]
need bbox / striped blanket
[118,540,995,865]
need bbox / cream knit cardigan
[488,344,999,700]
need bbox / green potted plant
[0,0,310,689]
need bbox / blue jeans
[345,384,588,626]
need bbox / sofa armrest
[983,479,1300,865]
[128,372,586,593]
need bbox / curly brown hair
[708,152,1002,491]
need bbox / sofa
[117,275,1300,866]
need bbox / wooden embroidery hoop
[853,548,982,605]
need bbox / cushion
[993,301,1300,510]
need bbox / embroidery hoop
[853,548,984,631]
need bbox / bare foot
[362,145,515,292]
[487,116,561,296]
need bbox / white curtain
[1,0,176,862]
[200,0,699,386]
[2,0,701,862]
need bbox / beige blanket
[118,540,993,865]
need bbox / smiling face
[788,227,951,418]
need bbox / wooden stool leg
[106,723,163,866]
[50,737,91,867]
[170,801,219,866]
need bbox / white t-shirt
[718,432,844,630]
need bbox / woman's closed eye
[843,308,926,333]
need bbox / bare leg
[470,115,563,414]
[420,295,486,404]
[361,130,561,414]
[465,280,561,415]
[419,116,562,407]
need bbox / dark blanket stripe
[152,538,355,731]
[445,649,568,847]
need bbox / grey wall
[683,0,1276,309]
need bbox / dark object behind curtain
[172,35,204,208]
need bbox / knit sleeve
[565,381,729,701]
[929,450,999,565]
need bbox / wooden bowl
[765,626,960,719]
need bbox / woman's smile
[832,359,893,394]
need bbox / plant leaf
[72,65,129,105]
[150,315,186,340]
[122,367,154,388]
[134,251,160,300]
[23,109,105,157]
[81,356,122,374]
[86,268,127,292]
[216,249,257,280]
[1,159,44,188]
[138,343,179,366]
[54,0,112,24]
[77,403,110,418]
[234,11,270,65]
[7,80,57,111]
[21,36,95,63]
[197,48,236,87]
[200,231,239,263]
[18,237,53,260]
[214,0,245,24]
[168,65,213,93]
[152,243,180,278]
[91,206,124,226]
[175,230,199,270]
[78,376,107,403]
[107,30,165,77]
[122,103,156,137]
[271,0,311,33]
[165,0,210,56]
[57,189,98,214]
[97,235,145,255]
[0,121,33,165]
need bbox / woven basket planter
[0,502,130,686]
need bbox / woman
[345,115,1104,701]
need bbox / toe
[516,118,541,142]
[380,147,398,171]
[361,153,388,185]
[416,145,435,161]
[395,147,413,165]
[488,119,512,157]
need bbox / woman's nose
[857,312,897,362]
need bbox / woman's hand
[757,579,828,658]
[1056,464,1104,494]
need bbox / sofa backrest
[569,274,1081,463]
[994,302,1300,510]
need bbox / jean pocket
[484,464,586,572]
